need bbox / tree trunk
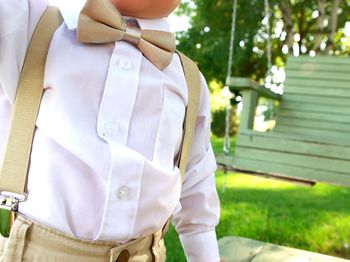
[326,0,340,53]
[314,0,326,52]
[280,0,293,54]
[297,8,305,54]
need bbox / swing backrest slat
[274,56,350,142]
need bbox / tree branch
[280,0,293,54]
[314,0,326,52]
[326,0,340,53]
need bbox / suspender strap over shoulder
[0,7,63,237]
[0,6,63,195]
[177,52,201,182]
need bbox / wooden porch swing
[217,0,350,261]
[218,55,350,186]
[216,0,350,187]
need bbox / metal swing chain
[226,0,238,81]
[223,0,272,157]
[264,0,274,120]
[223,0,238,156]
[265,0,272,79]
[221,0,238,194]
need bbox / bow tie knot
[77,0,176,70]
[124,23,142,45]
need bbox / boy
[0,0,220,261]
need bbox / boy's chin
[120,10,170,19]
[111,0,180,18]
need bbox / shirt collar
[54,1,172,32]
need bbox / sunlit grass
[216,172,350,257]
[165,137,350,261]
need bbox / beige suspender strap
[0,7,63,196]
[177,52,202,182]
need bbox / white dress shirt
[0,0,220,261]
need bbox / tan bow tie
[77,0,176,70]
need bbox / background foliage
[177,0,350,82]
[176,0,350,136]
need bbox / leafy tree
[177,0,266,83]
[176,0,350,84]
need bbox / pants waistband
[0,215,168,262]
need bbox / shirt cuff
[179,230,220,262]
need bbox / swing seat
[217,55,350,186]
[218,236,349,262]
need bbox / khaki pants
[0,215,166,262]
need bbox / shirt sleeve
[172,73,221,262]
[0,0,47,103]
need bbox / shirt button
[104,122,119,136]
[117,186,130,200]
[119,59,132,70]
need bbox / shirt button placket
[96,44,143,239]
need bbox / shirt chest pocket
[152,86,186,169]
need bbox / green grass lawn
[164,137,350,261]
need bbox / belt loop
[151,230,166,262]
[151,218,170,262]
[3,216,31,262]
[151,231,161,261]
